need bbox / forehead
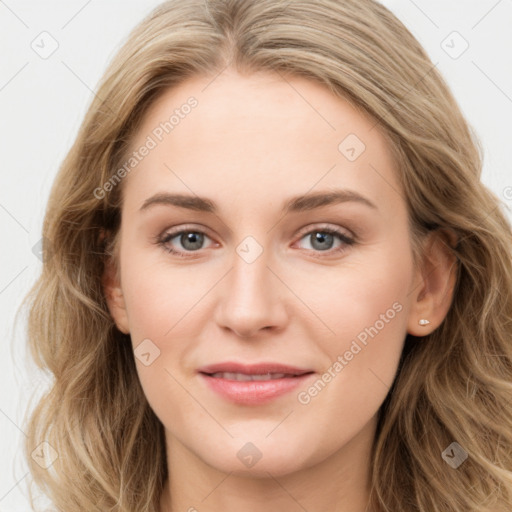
[121,69,402,216]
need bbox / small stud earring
[419,319,430,326]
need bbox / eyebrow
[139,189,378,214]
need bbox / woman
[20,0,512,511]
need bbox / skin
[103,68,457,512]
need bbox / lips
[197,361,313,377]
[197,361,315,405]
[208,372,291,381]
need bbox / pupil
[312,232,333,251]
[182,232,203,250]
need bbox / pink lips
[197,361,315,405]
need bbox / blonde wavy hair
[18,0,512,510]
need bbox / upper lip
[197,361,314,376]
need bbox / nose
[214,245,288,339]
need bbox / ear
[407,228,458,336]
[100,230,130,335]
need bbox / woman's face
[106,68,422,477]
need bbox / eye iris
[311,232,334,251]
[181,232,203,250]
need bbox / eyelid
[295,222,355,241]
[157,222,354,243]
[158,223,215,240]
[156,223,217,248]
[156,222,356,258]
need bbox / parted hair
[19,0,512,510]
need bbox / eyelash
[155,224,356,259]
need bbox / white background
[1,1,511,510]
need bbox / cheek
[115,224,414,471]
[297,237,413,394]
[301,237,412,337]
[119,255,203,425]
[121,223,414,356]
[120,244,206,338]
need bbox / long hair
[18,0,512,510]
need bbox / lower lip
[199,372,315,405]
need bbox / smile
[208,372,295,381]
[199,371,315,405]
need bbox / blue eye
[156,225,355,258]
[297,228,355,254]
[157,230,212,257]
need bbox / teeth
[210,372,290,381]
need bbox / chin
[194,436,312,478]
[210,455,307,478]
